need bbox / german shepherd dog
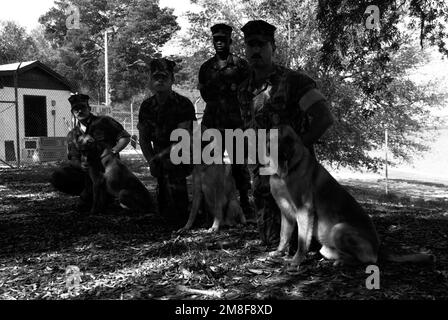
[77,134,155,214]
[178,124,246,232]
[268,125,434,269]
[179,163,246,232]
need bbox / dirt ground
[0,155,447,300]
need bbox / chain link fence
[0,62,74,168]
[0,86,17,168]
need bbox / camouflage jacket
[85,114,130,147]
[237,64,324,136]
[199,53,249,129]
[137,91,196,152]
[67,114,130,162]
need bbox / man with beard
[238,20,334,248]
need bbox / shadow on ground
[0,161,447,300]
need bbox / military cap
[149,58,176,76]
[68,93,90,109]
[241,20,276,41]
[211,23,233,37]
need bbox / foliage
[182,0,447,171]
[1,0,446,169]
[0,21,40,64]
[38,0,179,105]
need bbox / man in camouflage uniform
[138,58,196,227]
[198,23,253,216]
[50,93,131,211]
[238,20,334,248]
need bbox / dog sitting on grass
[267,125,435,270]
[77,134,155,215]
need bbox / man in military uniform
[138,58,196,227]
[50,93,131,210]
[238,20,334,248]
[198,23,253,216]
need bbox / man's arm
[111,136,131,154]
[168,96,197,153]
[301,100,334,147]
[136,100,156,163]
[198,62,220,103]
[93,116,131,154]
[298,88,334,147]
[198,63,210,102]
[138,124,156,162]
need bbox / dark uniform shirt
[199,53,249,129]
[85,114,130,146]
[238,64,325,136]
[137,91,197,152]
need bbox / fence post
[385,128,389,195]
[130,97,134,136]
[14,62,22,168]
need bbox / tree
[0,21,39,64]
[38,0,179,107]
[181,0,447,170]
[29,26,62,69]
[108,0,180,103]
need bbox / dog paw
[268,250,284,258]
[176,227,189,234]
[207,226,219,233]
[333,260,344,267]
[286,263,300,273]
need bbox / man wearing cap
[238,20,334,247]
[50,93,131,210]
[138,58,196,227]
[198,23,253,217]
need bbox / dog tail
[379,248,435,264]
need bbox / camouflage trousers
[253,171,281,248]
[157,173,189,228]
